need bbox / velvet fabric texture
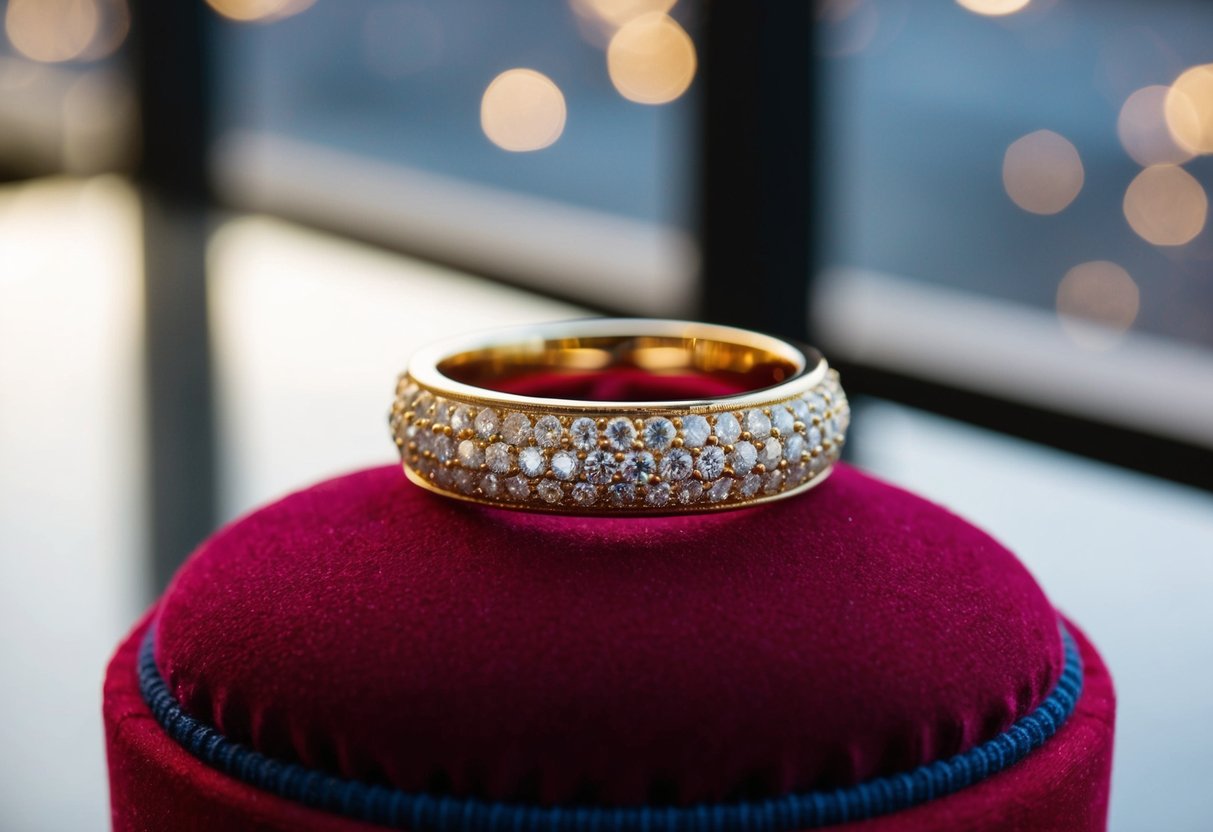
[103,454,1108,810]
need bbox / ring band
[389,319,849,514]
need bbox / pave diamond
[450,405,474,433]
[433,435,456,462]
[729,441,757,475]
[457,439,484,468]
[453,468,476,494]
[763,470,784,494]
[807,425,822,448]
[505,475,531,499]
[758,437,782,466]
[745,409,771,440]
[714,412,741,444]
[584,449,618,484]
[533,415,563,448]
[570,417,598,450]
[537,479,563,503]
[608,483,636,505]
[485,442,513,473]
[572,482,597,506]
[620,451,655,484]
[605,417,637,450]
[645,482,671,506]
[707,478,732,502]
[783,433,806,462]
[518,446,546,477]
[501,413,532,445]
[680,415,710,448]
[697,445,726,479]
[790,398,811,422]
[770,405,795,436]
[658,448,693,480]
[474,408,499,439]
[551,450,579,481]
[642,417,676,450]
[480,473,502,498]
[678,481,703,504]
[740,473,762,497]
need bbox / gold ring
[389,319,848,514]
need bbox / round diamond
[605,417,637,450]
[534,415,563,448]
[609,483,636,505]
[783,433,806,461]
[759,437,782,466]
[501,412,532,445]
[645,482,671,507]
[570,417,598,450]
[453,469,476,494]
[505,475,531,499]
[714,412,741,444]
[433,435,456,462]
[788,461,809,483]
[620,451,656,484]
[807,392,826,413]
[474,408,499,439]
[572,482,597,506]
[740,473,762,497]
[551,450,579,481]
[790,398,811,422]
[537,480,563,503]
[642,417,675,450]
[678,481,703,504]
[485,442,513,473]
[707,478,732,502]
[518,446,545,477]
[658,448,693,481]
[681,415,710,448]
[457,439,483,468]
[744,409,771,439]
[697,445,726,479]
[763,470,784,494]
[434,465,455,489]
[450,405,474,433]
[807,426,822,448]
[729,441,757,475]
[584,449,618,484]
[480,473,502,498]
[770,405,795,436]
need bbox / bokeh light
[955,0,1031,17]
[206,0,315,23]
[1123,165,1207,246]
[1002,130,1084,215]
[607,12,696,105]
[480,69,567,153]
[574,0,676,28]
[1165,64,1213,156]
[1118,85,1194,167]
[4,0,100,63]
[1056,261,1140,351]
[816,0,882,58]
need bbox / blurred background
[1,0,1212,829]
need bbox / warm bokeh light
[1056,261,1139,351]
[1002,130,1084,215]
[4,0,100,63]
[1118,85,1194,167]
[607,12,696,105]
[955,0,1030,17]
[480,69,567,152]
[1123,165,1207,246]
[573,0,676,28]
[1165,64,1213,156]
[206,0,314,23]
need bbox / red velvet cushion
[151,462,1065,807]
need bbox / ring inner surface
[436,335,802,401]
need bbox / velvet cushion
[145,461,1066,808]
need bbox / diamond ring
[389,319,848,514]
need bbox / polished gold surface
[391,319,848,514]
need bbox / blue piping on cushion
[138,624,1083,831]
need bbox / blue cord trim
[138,624,1082,831]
